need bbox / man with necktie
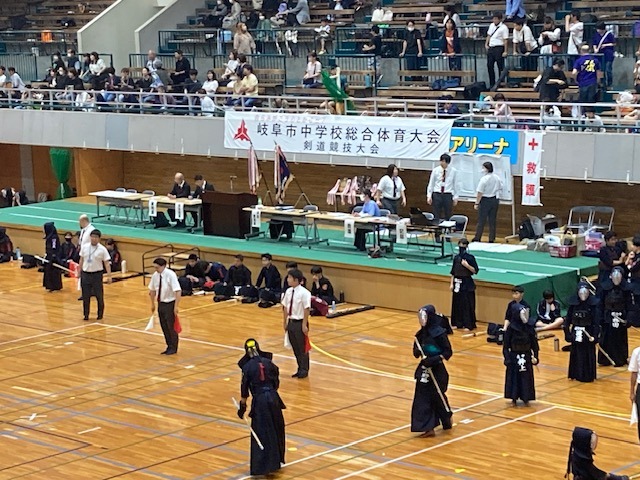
[77,214,95,301]
[148,257,182,355]
[281,268,311,378]
[427,153,458,221]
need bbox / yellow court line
[309,341,631,420]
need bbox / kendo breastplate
[572,306,593,327]
[604,288,625,312]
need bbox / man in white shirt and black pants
[485,12,509,88]
[472,161,503,243]
[149,257,182,355]
[77,214,95,301]
[629,345,640,442]
[427,153,458,221]
[78,229,111,321]
[282,268,311,379]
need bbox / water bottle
[553,338,559,352]
[331,301,336,313]
[15,247,21,261]
[121,260,128,274]
[339,291,345,303]
[257,196,263,207]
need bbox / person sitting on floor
[105,238,122,272]
[214,254,257,301]
[310,265,337,305]
[0,227,14,263]
[282,261,306,293]
[535,289,564,331]
[256,253,282,308]
[179,253,212,295]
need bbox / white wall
[135,0,205,54]
[78,0,166,68]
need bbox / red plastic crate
[549,245,577,258]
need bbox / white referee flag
[145,315,155,331]
[631,402,638,426]
[284,331,292,349]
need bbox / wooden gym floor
[0,264,638,479]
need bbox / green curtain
[49,148,73,199]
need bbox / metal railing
[0,30,76,55]
[0,54,39,81]
[2,86,639,132]
[129,53,196,70]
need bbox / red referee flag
[304,334,311,353]
[174,314,182,334]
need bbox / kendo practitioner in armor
[237,338,286,477]
[565,282,600,383]
[503,303,539,406]
[625,235,640,328]
[450,238,479,330]
[566,427,629,480]
[598,266,630,367]
[411,305,453,437]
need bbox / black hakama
[568,329,598,382]
[410,326,453,433]
[42,222,62,292]
[566,296,600,383]
[43,262,63,291]
[503,309,539,403]
[598,316,628,367]
[504,350,536,402]
[249,390,286,476]
[451,289,477,330]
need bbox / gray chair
[567,206,594,233]
[134,190,156,222]
[444,214,469,252]
[591,206,614,232]
[106,187,127,219]
[294,204,318,239]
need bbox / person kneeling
[566,427,629,480]
[0,227,14,263]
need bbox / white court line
[333,407,556,480]
[7,213,81,224]
[553,405,631,422]
[235,395,503,480]
[0,324,97,346]
[78,426,101,435]
[12,386,55,397]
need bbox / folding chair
[567,206,594,233]
[591,206,614,232]
[444,214,469,253]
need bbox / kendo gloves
[237,400,247,419]
[421,355,443,368]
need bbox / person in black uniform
[597,231,625,285]
[59,232,77,268]
[503,303,539,406]
[282,261,306,292]
[167,172,190,228]
[503,285,530,330]
[43,222,63,292]
[179,254,212,295]
[214,254,256,300]
[450,239,479,330]
[310,265,337,304]
[256,253,281,308]
[411,304,453,437]
[190,174,214,227]
[598,267,630,367]
[565,282,600,383]
[625,235,640,328]
[237,339,286,477]
[0,227,14,263]
[566,427,629,480]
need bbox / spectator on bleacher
[400,20,423,81]
[505,0,525,21]
[572,44,601,106]
[146,50,162,75]
[220,51,239,86]
[65,68,85,102]
[52,65,68,91]
[170,50,191,88]
[593,22,616,90]
[302,52,322,88]
[541,103,562,130]
[155,61,171,87]
[512,19,538,71]
[255,12,273,54]
[537,58,567,102]
[538,17,561,68]
[199,89,216,117]
[284,0,310,26]
[233,22,256,55]
[634,60,640,94]
[565,11,584,63]
[437,95,461,116]
[440,18,461,72]
[66,49,81,71]
[222,0,242,30]
[80,54,91,81]
[443,6,462,37]
[315,18,331,55]
[136,67,154,92]
[0,66,6,86]
[8,67,26,96]
[184,69,202,95]
[485,13,509,88]
[202,70,219,97]
[202,0,227,28]
[96,68,119,105]
[116,68,136,104]
[580,106,605,132]
[88,52,108,89]
[362,25,382,73]
[492,93,515,128]
[52,52,65,71]
[273,97,289,111]
[616,90,639,121]
[229,64,259,108]
[153,85,177,112]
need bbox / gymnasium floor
[0,266,638,479]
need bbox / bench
[212,68,285,94]
[397,69,476,87]
[309,8,355,24]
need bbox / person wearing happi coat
[503,302,539,406]
[236,338,286,477]
[411,305,453,437]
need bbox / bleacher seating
[1,0,118,32]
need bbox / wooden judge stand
[201,191,257,238]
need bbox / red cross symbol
[234,120,251,142]
[528,138,539,151]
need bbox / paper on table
[439,220,456,228]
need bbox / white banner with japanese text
[521,132,543,206]
[224,111,453,160]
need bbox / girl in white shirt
[538,17,561,67]
[202,69,219,97]
[565,11,584,57]
[302,52,322,87]
[443,6,462,37]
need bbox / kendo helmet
[610,266,624,286]
[577,282,592,302]
[417,304,436,327]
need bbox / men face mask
[578,286,590,302]
[481,168,488,174]
[458,246,466,254]
[611,269,623,286]
[407,26,414,32]
[65,237,72,243]
[418,309,428,327]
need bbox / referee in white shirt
[426,153,458,221]
[472,161,503,243]
[77,214,95,301]
[78,229,111,321]
[485,12,509,88]
[629,345,640,442]
[282,268,311,378]
[149,257,182,355]
[375,163,407,214]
